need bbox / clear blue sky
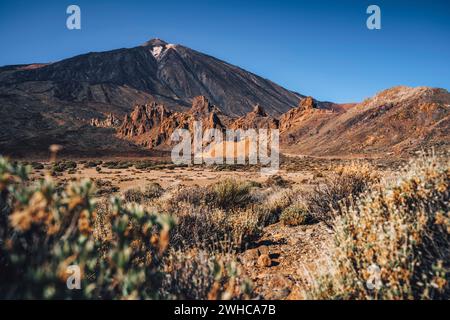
[0,0,449,103]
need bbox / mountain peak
[142,38,168,47]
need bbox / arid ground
[10,152,432,299]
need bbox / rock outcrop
[279,96,331,132]
[230,105,279,130]
[90,113,121,128]
[115,86,450,157]
[117,96,230,149]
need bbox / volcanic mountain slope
[280,86,450,156]
[0,38,304,117]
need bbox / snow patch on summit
[151,46,163,59]
[151,44,177,59]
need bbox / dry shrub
[143,182,164,199]
[167,183,293,252]
[255,188,296,225]
[210,179,253,210]
[123,187,144,203]
[280,204,313,226]
[93,198,112,243]
[170,205,229,249]
[168,179,257,212]
[307,162,379,225]
[94,179,119,196]
[123,182,164,204]
[170,204,265,252]
[264,175,291,188]
[308,154,449,299]
[161,249,252,300]
[168,185,214,207]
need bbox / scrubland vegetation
[0,153,448,299]
[306,154,449,299]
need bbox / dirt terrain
[239,221,332,299]
[23,154,407,299]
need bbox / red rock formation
[118,102,171,138]
[116,96,229,149]
[230,104,279,130]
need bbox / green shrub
[51,160,77,174]
[102,161,132,169]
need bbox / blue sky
[0,0,449,103]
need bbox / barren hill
[280,86,450,157]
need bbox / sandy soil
[32,166,314,191]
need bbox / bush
[51,160,77,174]
[134,160,156,170]
[123,188,144,203]
[94,179,119,196]
[170,205,263,252]
[123,183,164,204]
[265,175,291,188]
[280,204,313,226]
[166,185,277,251]
[308,154,449,299]
[210,179,253,210]
[168,186,214,207]
[84,160,102,168]
[253,189,296,225]
[102,161,132,169]
[31,162,44,170]
[168,179,259,212]
[307,162,379,225]
[0,157,175,299]
[143,182,164,199]
[161,249,252,300]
